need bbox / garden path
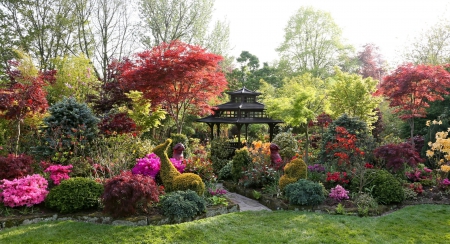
[216,183,272,212]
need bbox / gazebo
[196,87,283,144]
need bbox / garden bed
[222,181,450,216]
[0,201,239,230]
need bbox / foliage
[132,153,161,178]
[210,137,232,173]
[276,6,353,77]
[375,63,450,143]
[240,161,278,189]
[118,90,166,135]
[357,43,386,81]
[271,132,299,161]
[329,185,349,202]
[373,142,424,173]
[307,164,326,183]
[354,192,378,217]
[184,155,216,183]
[0,174,48,208]
[173,173,206,196]
[101,171,160,218]
[405,164,433,183]
[284,179,325,206]
[364,169,404,204]
[218,161,233,180]
[39,97,99,163]
[325,172,350,189]
[45,177,103,214]
[118,40,228,133]
[279,158,307,191]
[328,67,381,127]
[325,126,365,172]
[160,190,206,221]
[97,112,137,136]
[44,164,72,185]
[0,154,34,180]
[231,147,252,182]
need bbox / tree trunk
[15,119,21,155]
[304,125,309,164]
[409,118,415,147]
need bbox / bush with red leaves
[98,112,137,136]
[0,154,34,180]
[101,171,160,218]
[373,142,424,173]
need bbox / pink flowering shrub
[405,165,433,182]
[439,178,450,190]
[329,184,349,202]
[0,174,49,207]
[132,153,161,178]
[44,164,73,185]
[170,158,186,173]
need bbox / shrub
[173,173,206,196]
[132,153,161,178]
[0,174,48,207]
[354,193,378,217]
[0,154,34,180]
[374,142,424,173]
[98,112,137,136]
[218,161,233,180]
[240,162,278,188]
[279,158,307,191]
[329,185,349,202]
[231,148,252,182]
[184,156,216,182]
[325,171,350,189]
[45,177,103,213]
[272,132,299,160]
[44,164,73,185]
[160,190,206,221]
[210,137,233,173]
[284,179,325,206]
[405,164,433,183]
[102,171,160,218]
[37,97,99,163]
[307,164,326,183]
[364,169,404,204]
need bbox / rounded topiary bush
[173,173,206,196]
[272,132,299,160]
[160,190,206,221]
[279,158,307,191]
[364,169,404,204]
[102,171,160,218]
[284,179,325,206]
[45,177,103,213]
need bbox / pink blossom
[0,174,49,207]
[329,184,349,202]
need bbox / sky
[213,0,450,66]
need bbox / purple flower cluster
[329,184,349,202]
[170,158,186,173]
[132,153,161,178]
[308,164,325,173]
[0,174,49,207]
[208,188,227,196]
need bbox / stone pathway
[216,183,272,212]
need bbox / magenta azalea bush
[329,184,349,202]
[0,174,49,207]
[170,158,186,173]
[44,164,73,185]
[132,153,161,178]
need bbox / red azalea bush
[102,171,160,218]
[325,127,365,172]
[0,174,48,207]
[406,182,423,194]
[325,171,350,188]
[373,142,424,173]
[0,154,34,180]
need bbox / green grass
[1,204,449,243]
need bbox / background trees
[118,40,227,133]
[276,6,353,78]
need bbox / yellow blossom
[438,120,443,125]
[433,120,438,125]
[441,165,450,173]
[426,150,434,157]
[426,120,431,126]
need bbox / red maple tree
[375,63,450,145]
[0,60,49,154]
[357,43,386,81]
[118,40,227,133]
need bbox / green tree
[260,73,330,163]
[276,6,353,78]
[328,67,381,127]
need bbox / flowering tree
[376,63,450,145]
[118,40,227,133]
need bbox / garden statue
[153,139,205,195]
[172,143,185,160]
[270,143,282,165]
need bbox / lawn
[1,204,449,244]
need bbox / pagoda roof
[226,87,261,96]
[215,101,265,110]
[196,115,283,124]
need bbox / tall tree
[138,0,230,57]
[259,73,330,163]
[375,63,450,145]
[118,40,227,133]
[357,43,386,81]
[328,67,381,127]
[276,6,353,78]
[403,21,450,65]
